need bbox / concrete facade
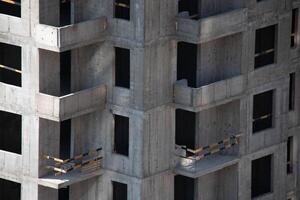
[0,0,299,200]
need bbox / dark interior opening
[60,0,71,26]
[291,8,298,48]
[60,51,71,96]
[112,181,127,200]
[255,25,276,69]
[0,42,22,87]
[252,90,273,133]
[115,47,130,89]
[60,119,71,160]
[178,0,198,17]
[0,178,21,200]
[287,136,293,174]
[58,186,69,200]
[114,0,130,20]
[175,109,196,149]
[0,110,21,154]
[114,115,129,156]
[177,42,197,88]
[251,155,272,198]
[174,175,195,200]
[289,73,295,111]
[0,0,21,18]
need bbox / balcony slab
[34,17,107,52]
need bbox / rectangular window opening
[251,155,272,198]
[175,109,196,150]
[0,0,21,17]
[177,42,197,88]
[58,186,69,200]
[174,175,195,200]
[252,90,273,133]
[291,9,298,48]
[114,115,129,156]
[114,0,130,20]
[60,119,71,160]
[60,51,71,96]
[60,0,71,26]
[0,178,21,200]
[0,110,21,154]
[178,0,198,19]
[115,47,130,89]
[112,181,127,200]
[289,73,296,111]
[0,42,22,87]
[287,136,293,174]
[255,25,276,69]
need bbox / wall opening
[60,0,71,26]
[175,109,196,150]
[115,47,130,89]
[60,119,71,160]
[112,181,127,200]
[291,8,298,48]
[0,178,21,200]
[255,25,276,69]
[251,155,272,198]
[252,90,273,133]
[114,0,130,20]
[60,51,71,96]
[177,42,197,88]
[58,186,69,200]
[178,0,198,18]
[287,136,293,174]
[0,42,22,87]
[0,110,21,154]
[174,175,195,200]
[289,73,295,111]
[0,0,21,17]
[114,114,129,156]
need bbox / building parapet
[176,8,247,44]
[174,75,245,112]
[33,17,107,52]
[37,84,106,121]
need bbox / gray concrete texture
[0,0,299,200]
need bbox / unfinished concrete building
[0,0,300,199]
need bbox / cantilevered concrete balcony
[0,150,22,181]
[37,85,106,122]
[39,148,103,189]
[38,168,104,189]
[0,82,34,115]
[174,75,245,112]
[33,17,107,52]
[174,134,241,178]
[176,8,247,44]
[175,154,239,178]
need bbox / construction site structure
[0,0,300,200]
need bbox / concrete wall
[0,0,299,200]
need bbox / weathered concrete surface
[0,0,299,200]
